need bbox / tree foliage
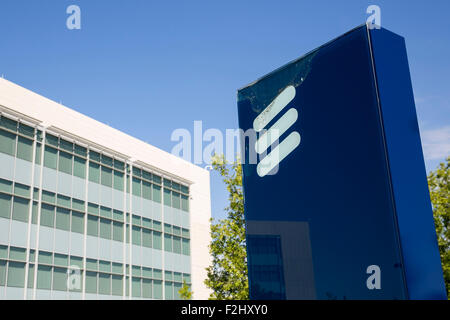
[178,280,193,300]
[428,156,450,298]
[204,154,249,300]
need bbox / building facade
[0,78,211,300]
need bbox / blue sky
[0,0,449,220]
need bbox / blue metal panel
[369,28,447,300]
[237,25,446,300]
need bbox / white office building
[0,78,211,300]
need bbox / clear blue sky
[1,0,449,220]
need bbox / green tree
[204,154,249,300]
[178,280,193,300]
[428,156,450,298]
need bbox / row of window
[0,245,190,299]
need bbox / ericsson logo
[253,85,301,177]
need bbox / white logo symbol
[253,85,301,177]
[366,265,381,290]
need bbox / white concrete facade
[0,78,211,299]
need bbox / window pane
[37,265,52,290]
[57,194,71,208]
[87,215,99,237]
[0,129,16,156]
[0,193,12,219]
[73,156,86,179]
[18,123,34,137]
[142,218,152,229]
[71,211,84,234]
[100,206,111,218]
[181,195,189,212]
[174,282,182,300]
[88,202,99,215]
[32,202,38,224]
[85,271,97,294]
[153,231,162,250]
[142,181,152,200]
[44,146,58,169]
[112,275,123,296]
[0,260,5,286]
[54,254,68,267]
[172,192,180,209]
[164,234,172,252]
[9,247,26,261]
[112,263,123,274]
[16,136,33,161]
[12,197,29,222]
[38,251,53,265]
[142,229,152,248]
[59,151,73,175]
[113,171,124,191]
[173,236,181,254]
[7,261,26,288]
[72,198,85,212]
[153,280,162,299]
[59,139,73,152]
[113,221,123,242]
[132,277,141,297]
[182,239,190,256]
[74,145,87,157]
[100,218,111,240]
[0,245,7,259]
[0,117,17,131]
[165,281,173,300]
[0,178,13,194]
[132,178,141,197]
[55,207,70,231]
[86,259,98,271]
[27,264,35,288]
[42,190,56,204]
[101,166,112,187]
[132,226,141,246]
[88,162,100,183]
[45,134,58,147]
[35,143,42,165]
[152,185,161,203]
[99,273,111,295]
[41,204,55,228]
[53,267,67,291]
[113,210,123,222]
[164,188,171,206]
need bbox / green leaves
[179,280,193,300]
[204,154,249,300]
[428,156,450,298]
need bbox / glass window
[32,202,38,224]
[142,267,152,278]
[7,261,26,288]
[142,217,152,229]
[113,171,124,191]
[18,123,34,138]
[181,185,189,194]
[0,117,17,131]
[40,204,55,228]
[132,214,141,226]
[0,245,7,259]
[153,231,162,250]
[89,151,101,162]
[0,194,11,218]
[54,254,68,267]
[0,129,16,156]
[42,190,56,204]
[132,226,141,246]
[164,188,171,206]
[71,211,84,234]
[43,146,58,170]
[165,281,173,300]
[0,260,6,286]
[172,192,181,209]
[142,229,152,248]
[113,209,123,222]
[113,221,123,242]
[182,228,190,238]
[101,166,112,187]
[85,271,97,294]
[57,194,71,208]
[142,181,152,200]
[182,239,190,256]
[113,159,124,171]
[173,236,181,254]
[12,197,29,222]
[99,261,111,273]
[88,161,100,183]
[153,269,162,280]
[99,273,111,295]
[132,277,141,297]
[45,134,58,147]
[112,275,123,296]
[164,234,172,252]
[87,215,99,237]
[13,183,30,198]
[165,271,173,281]
[27,264,35,288]
[0,178,13,194]
[59,151,73,175]
[38,251,53,265]
[164,223,172,234]
[183,274,191,283]
[16,136,33,162]
[87,203,99,215]
[112,263,123,274]
[56,207,70,231]
[53,267,67,291]
[181,195,189,212]
[35,143,42,165]
[73,156,86,179]
[72,198,85,212]
[142,170,151,181]
[142,278,152,299]
[164,179,172,188]
[152,185,161,203]
[86,259,98,271]
[173,226,181,236]
[132,177,141,197]
[74,145,87,157]
[70,256,83,269]
[100,206,111,219]
[100,218,111,240]
[59,139,73,152]
[37,265,52,290]
[153,280,162,299]
[9,247,26,261]
[174,282,182,300]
